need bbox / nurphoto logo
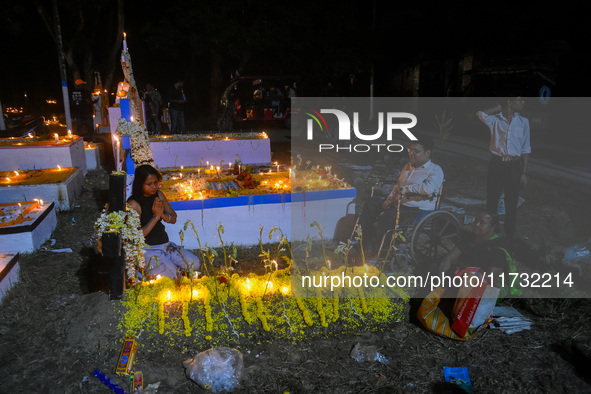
[304,107,418,153]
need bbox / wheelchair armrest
[401,192,439,202]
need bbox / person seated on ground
[356,137,444,254]
[416,210,521,341]
[127,164,200,279]
[439,210,521,299]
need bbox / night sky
[1,0,589,119]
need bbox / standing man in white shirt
[357,137,444,253]
[477,96,531,238]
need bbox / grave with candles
[0,133,87,175]
[0,200,57,253]
[159,165,356,248]
[0,167,84,211]
[103,32,406,348]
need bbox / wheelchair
[336,181,461,268]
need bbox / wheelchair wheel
[410,211,460,266]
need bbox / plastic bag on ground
[183,347,244,392]
[349,343,389,364]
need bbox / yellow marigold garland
[239,291,254,324]
[157,301,164,335]
[358,287,369,314]
[332,292,340,322]
[203,289,213,332]
[314,288,328,327]
[255,298,270,331]
[182,300,191,337]
[296,298,314,326]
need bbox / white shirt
[389,160,444,211]
[477,111,531,157]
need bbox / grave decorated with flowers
[92,33,407,348]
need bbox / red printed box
[115,336,138,376]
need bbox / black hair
[412,136,435,153]
[131,165,162,197]
[478,210,501,233]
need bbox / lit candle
[18,203,22,217]
[27,133,33,138]
[123,32,127,51]
[266,281,274,294]
[228,162,232,169]
[275,162,279,172]
[67,129,73,138]
[238,165,241,173]
[216,166,220,177]
[54,133,59,144]
[113,135,121,172]
[57,165,62,171]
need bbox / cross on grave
[102,172,126,300]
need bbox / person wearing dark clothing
[438,210,521,299]
[168,79,187,134]
[144,83,162,134]
[127,165,200,278]
[476,97,530,238]
[71,78,95,141]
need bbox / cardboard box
[115,336,138,376]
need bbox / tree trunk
[52,0,72,131]
[210,47,223,119]
[104,0,125,94]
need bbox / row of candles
[3,166,64,185]
[1,199,44,220]
[146,275,291,300]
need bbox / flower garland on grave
[94,205,147,280]
[115,118,154,167]
[121,49,141,122]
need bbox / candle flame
[14,171,19,176]
[167,290,171,301]
[192,289,199,298]
[57,165,62,171]
[281,286,289,296]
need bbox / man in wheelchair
[356,137,444,255]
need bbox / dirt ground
[1,137,591,394]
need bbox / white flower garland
[121,49,141,121]
[115,118,154,167]
[95,205,146,280]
